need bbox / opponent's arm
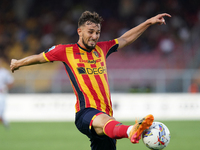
[10,52,47,73]
[117,13,171,49]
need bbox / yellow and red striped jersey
[43,39,118,116]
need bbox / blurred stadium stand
[1,0,200,93]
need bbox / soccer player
[10,11,171,150]
[0,58,14,128]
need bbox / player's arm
[117,13,171,49]
[10,52,47,73]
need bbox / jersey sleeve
[97,39,119,58]
[43,45,66,62]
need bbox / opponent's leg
[0,97,9,128]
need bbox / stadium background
[0,0,200,150]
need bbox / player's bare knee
[92,114,115,135]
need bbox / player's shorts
[75,108,116,150]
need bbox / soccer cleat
[129,114,154,144]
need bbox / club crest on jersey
[93,51,99,58]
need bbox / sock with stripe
[103,120,132,139]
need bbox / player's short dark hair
[78,11,103,27]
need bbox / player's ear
[77,28,82,36]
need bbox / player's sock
[103,120,130,139]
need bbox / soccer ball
[142,122,170,150]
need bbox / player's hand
[10,59,19,73]
[148,13,171,25]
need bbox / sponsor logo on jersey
[76,53,84,55]
[77,66,106,75]
[79,59,101,64]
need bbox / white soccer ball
[142,122,170,150]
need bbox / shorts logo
[77,66,106,75]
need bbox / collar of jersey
[77,43,93,52]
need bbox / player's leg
[92,113,130,138]
[0,96,5,123]
[75,108,117,150]
[90,133,116,150]
[0,117,3,123]
[0,96,9,127]
[128,114,154,143]
[93,113,154,143]
[75,107,154,149]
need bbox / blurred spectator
[159,35,175,57]
[13,0,34,22]
[119,0,135,19]
[188,81,199,93]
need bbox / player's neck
[77,40,87,49]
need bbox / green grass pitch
[0,120,200,150]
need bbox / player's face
[79,21,101,50]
